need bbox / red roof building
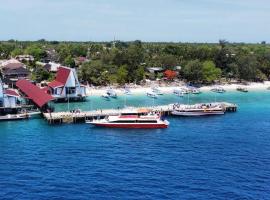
[16,79,54,108]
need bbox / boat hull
[88,122,168,129]
[172,111,224,116]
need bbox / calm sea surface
[0,91,270,199]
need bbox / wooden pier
[43,102,237,124]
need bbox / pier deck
[43,102,237,124]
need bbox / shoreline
[86,81,270,96]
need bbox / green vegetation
[1,39,270,85]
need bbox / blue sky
[0,0,269,42]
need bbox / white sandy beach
[86,81,270,96]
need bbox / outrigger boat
[86,110,169,129]
[189,87,201,94]
[173,89,184,97]
[152,87,163,95]
[147,91,158,98]
[101,93,110,99]
[211,86,226,93]
[172,103,225,116]
[124,87,132,95]
[236,86,248,92]
[106,89,117,98]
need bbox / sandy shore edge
[86,81,270,96]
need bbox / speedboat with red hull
[86,110,169,129]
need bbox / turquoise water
[1,91,270,199]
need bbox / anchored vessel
[106,89,118,98]
[147,91,158,98]
[152,87,163,95]
[211,86,226,93]
[173,89,184,97]
[236,86,248,92]
[86,110,169,129]
[172,103,225,116]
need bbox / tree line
[0,39,270,85]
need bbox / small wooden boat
[124,87,132,95]
[211,86,226,93]
[173,89,184,97]
[147,91,158,98]
[236,86,248,92]
[152,87,163,95]
[106,89,117,98]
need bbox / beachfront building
[0,59,30,85]
[0,79,21,115]
[47,66,87,101]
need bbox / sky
[0,0,269,42]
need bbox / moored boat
[172,103,225,116]
[152,87,163,95]
[86,110,169,129]
[236,86,248,92]
[106,88,117,98]
[101,93,110,99]
[147,91,158,98]
[211,86,226,93]
[124,87,132,95]
[173,89,184,97]
[0,113,29,121]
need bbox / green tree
[11,48,24,57]
[64,55,76,68]
[25,45,46,60]
[183,60,203,83]
[116,65,128,85]
[202,61,222,83]
[236,55,258,81]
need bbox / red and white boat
[86,110,169,129]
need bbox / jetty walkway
[43,102,237,124]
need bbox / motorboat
[236,86,248,92]
[211,86,226,93]
[173,89,184,97]
[101,93,110,99]
[189,87,201,94]
[124,87,132,95]
[106,89,117,98]
[147,91,158,98]
[172,103,225,116]
[152,87,163,95]
[86,110,169,129]
[0,113,29,121]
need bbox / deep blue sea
[1,91,270,199]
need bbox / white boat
[211,86,226,93]
[190,88,201,94]
[147,91,158,98]
[101,93,110,99]
[86,110,169,129]
[124,87,132,95]
[172,103,225,116]
[106,89,117,98]
[173,89,184,97]
[180,87,189,94]
[152,87,163,95]
[236,86,248,92]
[0,113,29,121]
